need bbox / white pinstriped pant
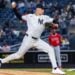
[1,35,58,68]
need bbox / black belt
[25,33,38,40]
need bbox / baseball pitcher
[0,1,65,74]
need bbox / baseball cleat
[52,68,65,75]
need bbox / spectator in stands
[58,15,67,35]
[0,28,5,38]
[62,37,70,45]
[36,0,41,4]
[0,28,5,44]
[66,2,72,12]
[18,1,25,8]
[62,37,70,49]
[11,28,20,37]
[5,0,11,8]
[60,8,68,19]
[1,42,11,52]
[17,0,27,14]
[70,4,75,16]
[28,0,36,8]
[36,0,46,7]
[52,10,59,17]
[47,2,53,8]
[72,3,75,12]
[70,16,75,26]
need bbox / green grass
[3,68,75,75]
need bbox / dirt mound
[0,70,53,75]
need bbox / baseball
[11,2,16,8]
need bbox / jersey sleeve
[22,14,28,21]
[44,15,54,23]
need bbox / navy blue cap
[36,4,44,9]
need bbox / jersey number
[38,19,43,25]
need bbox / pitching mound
[0,69,53,75]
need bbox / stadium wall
[0,50,75,68]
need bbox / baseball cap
[36,4,44,9]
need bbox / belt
[25,33,38,40]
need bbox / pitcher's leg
[1,36,33,63]
[54,46,62,68]
[35,39,65,74]
[35,39,57,68]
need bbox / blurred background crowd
[0,0,75,52]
